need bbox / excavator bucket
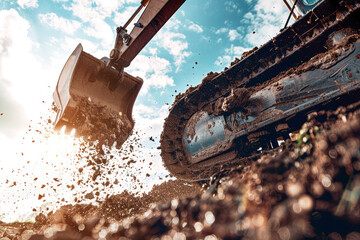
[53,44,143,147]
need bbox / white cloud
[69,0,139,23]
[215,27,228,34]
[67,0,147,49]
[0,9,54,137]
[83,18,114,49]
[134,16,191,72]
[228,29,241,41]
[131,103,171,177]
[134,104,169,143]
[163,18,182,31]
[215,45,251,67]
[214,0,288,68]
[60,37,97,53]
[225,44,250,56]
[127,55,174,94]
[69,0,118,22]
[58,36,108,60]
[243,12,255,22]
[155,31,191,71]
[201,35,211,42]
[135,104,156,116]
[17,0,38,8]
[246,24,281,46]
[188,22,203,33]
[50,36,58,45]
[243,0,289,46]
[39,13,81,35]
[149,47,157,55]
[215,55,231,66]
[225,1,241,13]
[146,17,192,71]
[124,0,139,4]
[214,27,242,41]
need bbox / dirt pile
[101,180,201,221]
[0,180,201,239]
[2,101,360,239]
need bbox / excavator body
[52,0,360,180]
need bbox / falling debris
[68,97,133,149]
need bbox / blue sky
[0,0,291,221]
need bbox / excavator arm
[52,0,186,146]
[110,0,186,69]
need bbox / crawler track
[160,0,360,181]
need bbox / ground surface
[1,100,360,239]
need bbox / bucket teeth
[64,125,73,135]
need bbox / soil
[71,97,133,149]
[1,100,360,240]
[264,33,360,90]
[216,87,253,115]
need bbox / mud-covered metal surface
[161,0,360,181]
[2,100,360,240]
